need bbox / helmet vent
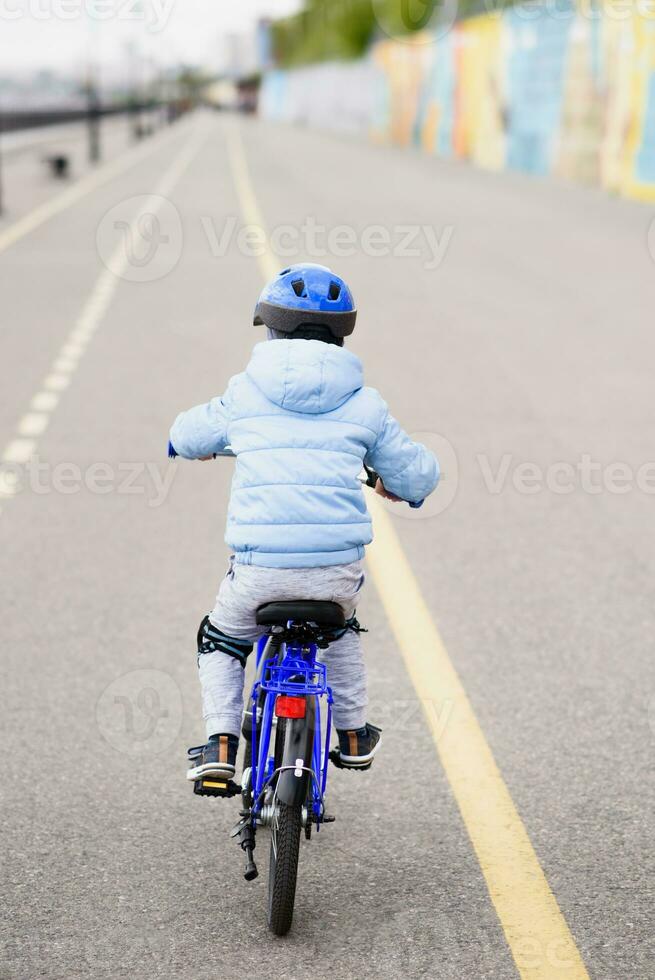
[291,279,306,297]
[328,281,341,301]
[279,268,291,276]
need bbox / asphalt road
[1,110,653,980]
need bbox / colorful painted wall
[260,0,655,202]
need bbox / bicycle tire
[267,716,303,935]
[267,800,302,935]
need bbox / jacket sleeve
[365,402,440,504]
[169,393,230,460]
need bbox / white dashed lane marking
[0,117,215,516]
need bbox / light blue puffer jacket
[170,340,439,568]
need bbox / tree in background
[271,0,511,67]
[272,0,375,67]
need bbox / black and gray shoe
[330,723,382,770]
[187,735,240,796]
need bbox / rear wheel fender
[275,697,316,806]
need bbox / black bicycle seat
[255,600,346,629]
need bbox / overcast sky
[0,0,302,76]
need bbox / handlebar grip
[364,464,424,508]
[363,464,379,489]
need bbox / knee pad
[196,615,253,668]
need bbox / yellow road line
[0,113,195,256]
[226,124,273,265]
[0,118,214,516]
[225,120,590,980]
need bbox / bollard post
[87,86,101,164]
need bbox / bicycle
[181,449,422,935]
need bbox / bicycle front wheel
[267,800,302,935]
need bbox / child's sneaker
[187,734,238,783]
[329,723,382,770]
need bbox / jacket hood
[246,340,363,414]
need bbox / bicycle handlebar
[168,444,423,507]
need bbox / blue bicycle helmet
[253,264,356,339]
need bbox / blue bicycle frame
[249,633,334,827]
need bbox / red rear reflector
[275,695,306,719]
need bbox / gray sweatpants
[198,559,367,739]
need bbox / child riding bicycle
[169,264,439,787]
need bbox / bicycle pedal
[193,777,242,799]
